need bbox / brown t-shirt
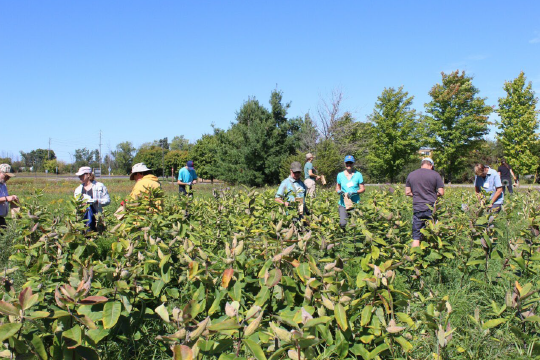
[406,168,444,212]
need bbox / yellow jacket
[129,175,161,199]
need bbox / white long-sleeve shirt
[74,181,111,213]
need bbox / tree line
[4,70,538,184]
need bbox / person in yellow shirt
[128,163,161,199]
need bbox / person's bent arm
[177,180,191,186]
[0,195,18,204]
[336,184,342,193]
[489,187,503,207]
[275,197,289,207]
[437,188,444,197]
[405,186,413,197]
[358,184,365,194]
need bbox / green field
[0,180,539,360]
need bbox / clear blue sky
[1,1,539,162]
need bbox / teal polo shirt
[336,171,364,207]
[178,167,197,183]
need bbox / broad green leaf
[395,336,413,353]
[254,286,270,307]
[102,301,122,329]
[63,325,82,348]
[482,318,507,330]
[361,305,373,326]
[31,334,48,360]
[155,304,170,323]
[369,343,389,358]
[0,323,22,342]
[208,318,241,332]
[334,303,348,331]
[87,328,109,344]
[303,316,332,328]
[523,315,540,323]
[0,300,20,316]
[243,339,267,360]
[19,287,39,310]
[152,279,165,297]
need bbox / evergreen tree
[367,86,423,182]
[425,71,492,181]
[215,90,301,186]
[191,133,220,182]
[496,71,539,176]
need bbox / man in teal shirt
[275,161,308,217]
[177,160,198,196]
[304,153,320,198]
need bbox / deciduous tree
[425,71,492,181]
[367,86,423,182]
[496,71,539,177]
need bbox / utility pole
[99,130,102,177]
[48,138,51,160]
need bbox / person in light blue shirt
[304,153,320,197]
[474,164,503,212]
[177,160,198,196]
[275,161,307,217]
[335,155,365,229]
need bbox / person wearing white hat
[405,158,444,247]
[304,153,320,198]
[0,164,19,230]
[74,166,111,231]
[128,163,161,200]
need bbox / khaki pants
[304,178,316,197]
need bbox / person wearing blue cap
[336,155,365,229]
[177,160,198,196]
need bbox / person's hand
[347,192,356,198]
[188,181,192,186]
[192,180,197,185]
[7,195,18,203]
[338,190,344,195]
[284,201,289,207]
[316,175,321,180]
[487,203,493,208]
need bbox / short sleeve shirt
[304,162,314,180]
[475,168,504,205]
[178,167,198,183]
[0,183,9,217]
[336,171,364,207]
[276,176,306,202]
[497,165,512,181]
[406,168,444,212]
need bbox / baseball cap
[187,160,194,170]
[422,158,434,165]
[0,164,15,177]
[130,163,152,180]
[305,153,315,160]
[75,166,92,176]
[344,155,355,163]
[290,161,303,172]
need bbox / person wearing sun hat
[0,164,19,230]
[405,158,444,247]
[304,153,320,198]
[177,160,198,196]
[336,155,365,229]
[128,162,161,200]
[74,166,111,231]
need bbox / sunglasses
[345,162,354,165]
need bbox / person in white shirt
[74,166,111,230]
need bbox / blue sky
[1,1,539,162]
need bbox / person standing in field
[128,163,162,200]
[474,163,503,212]
[405,158,444,247]
[0,164,19,231]
[336,155,365,229]
[275,161,308,217]
[497,159,517,194]
[177,160,198,196]
[304,153,320,198]
[73,166,111,231]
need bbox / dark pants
[412,209,433,240]
[339,205,350,228]
[0,216,6,232]
[501,179,513,194]
[179,185,192,197]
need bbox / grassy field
[0,180,539,359]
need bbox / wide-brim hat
[75,166,92,176]
[0,164,15,177]
[422,158,434,165]
[130,163,151,180]
[305,153,315,160]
